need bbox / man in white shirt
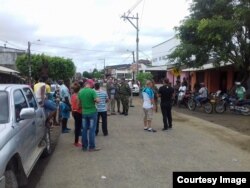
[178,82,187,103]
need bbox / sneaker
[74,143,82,147]
[130,105,135,107]
[162,128,168,131]
[147,128,157,132]
[65,128,71,131]
[144,127,148,131]
[89,147,101,152]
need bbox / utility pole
[28,41,31,85]
[121,13,139,79]
[132,51,135,80]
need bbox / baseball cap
[86,79,95,88]
[235,82,241,85]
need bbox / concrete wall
[0,47,25,70]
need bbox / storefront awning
[144,65,168,71]
[0,66,20,74]
[182,62,233,72]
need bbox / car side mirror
[20,108,36,120]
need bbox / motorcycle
[215,94,250,116]
[187,93,213,114]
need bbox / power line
[139,0,146,28]
[127,0,144,15]
[0,39,26,50]
[32,42,126,53]
[139,50,151,59]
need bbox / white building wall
[152,37,180,66]
[115,69,132,79]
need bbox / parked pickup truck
[0,84,51,188]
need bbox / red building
[182,62,240,93]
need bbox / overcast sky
[0,0,191,73]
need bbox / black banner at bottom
[173,172,250,188]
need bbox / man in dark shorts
[158,78,174,131]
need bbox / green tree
[92,68,104,79]
[168,0,250,80]
[16,54,76,81]
[82,71,92,78]
[136,72,153,87]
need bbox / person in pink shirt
[71,82,82,147]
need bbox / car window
[14,89,28,122]
[23,88,38,109]
[0,91,9,124]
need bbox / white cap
[235,82,241,85]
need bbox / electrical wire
[0,39,26,50]
[139,0,146,28]
[31,42,126,53]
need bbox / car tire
[41,127,52,158]
[4,170,18,188]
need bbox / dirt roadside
[173,106,250,136]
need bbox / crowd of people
[32,76,136,152]
[32,75,247,153]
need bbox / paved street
[36,97,250,188]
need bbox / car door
[23,87,45,145]
[13,89,36,167]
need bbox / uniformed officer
[158,78,174,131]
[118,78,131,116]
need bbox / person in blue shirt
[59,101,71,133]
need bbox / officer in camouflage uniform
[119,77,131,116]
